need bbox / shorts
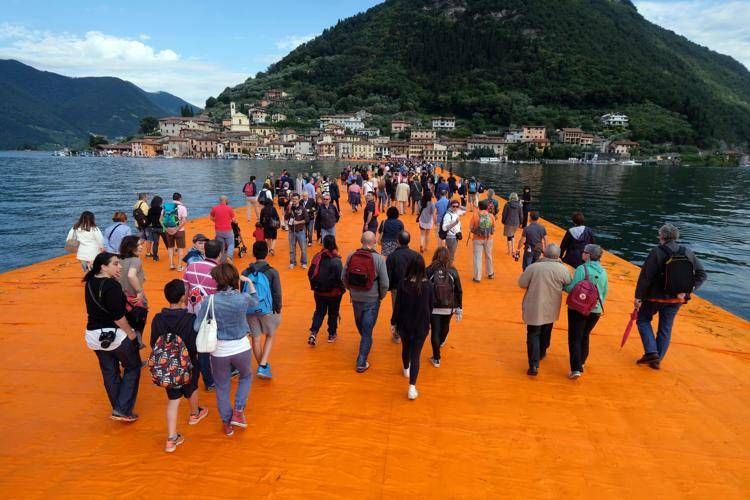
[246,312,281,337]
[165,367,198,400]
[165,230,186,249]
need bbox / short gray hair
[509,192,518,201]
[361,231,376,246]
[543,243,561,259]
[658,224,680,242]
[487,189,495,197]
[584,244,603,261]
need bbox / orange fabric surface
[1,182,749,498]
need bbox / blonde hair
[509,192,519,201]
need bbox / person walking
[395,178,410,215]
[377,207,404,258]
[386,231,419,344]
[301,191,317,247]
[467,177,481,211]
[210,196,237,262]
[363,192,379,233]
[329,176,341,212]
[145,196,166,262]
[560,212,596,269]
[517,211,547,270]
[132,193,150,244]
[67,211,104,272]
[149,279,208,452]
[521,186,532,228]
[307,235,346,345]
[392,255,434,400]
[348,181,362,213]
[194,264,257,436]
[518,244,572,376]
[103,211,132,254]
[118,235,149,346]
[426,246,462,368]
[563,244,608,379]
[242,176,259,223]
[277,182,291,231]
[501,193,524,258]
[417,193,436,253]
[634,224,707,369]
[163,193,188,271]
[259,198,281,256]
[343,231,390,372]
[469,200,496,282]
[244,241,283,379]
[285,193,308,269]
[409,175,423,215]
[441,200,464,264]
[317,194,340,240]
[83,252,141,422]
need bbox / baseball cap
[192,233,209,243]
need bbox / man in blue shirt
[434,189,450,247]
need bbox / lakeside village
[75,88,748,167]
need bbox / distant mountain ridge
[208,0,750,146]
[0,59,200,149]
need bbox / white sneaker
[289,264,295,269]
[302,264,307,269]
[402,366,410,378]
[568,371,582,380]
[407,385,419,400]
[429,357,440,368]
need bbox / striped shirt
[183,259,218,313]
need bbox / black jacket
[635,241,707,300]
[386,246,420,291]
[149,308,198,364]
[560,226,595,268]
[426,263,463,309]
[317,204,340,230]
[329,182,340,200]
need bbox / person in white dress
[67,211,104,272]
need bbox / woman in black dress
[521,186,532,228]
[260,198,281,255]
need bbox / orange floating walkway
[0,189,749,498]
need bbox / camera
[99,330,116,349]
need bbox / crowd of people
[70,161,707,453]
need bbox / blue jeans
[522,248,541,270]
[306,220,315,244]
[637,301,681,359]
[215,230,234,261]
[352,300,381,367]
[288,229,307,266]
[210,349,253,423]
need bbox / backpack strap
[107,223,123,242]
[87,280,111,315]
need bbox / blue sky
[1,0,748,106]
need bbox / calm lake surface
[1,151,748,320]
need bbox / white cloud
[275,33,317,51]
[635,1,750,70]
[138,34,151,41]
[0,23,245,105]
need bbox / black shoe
[488,273,494,280]
[637,353,660,364]
[307,333,317,346]
[527,367,538,376]
[540,352,547,361]
[649,360,661,370]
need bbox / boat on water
[51,148,70,157]
[479,157,501,163]
[618,159,642,166]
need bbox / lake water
[1,151,748,320]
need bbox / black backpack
[308,251,340,293]
[661,245,695,294]
[133,203,148,229]
[430,266,455,309]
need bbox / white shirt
[442,210,463,237]
[212,337,251,357]
[68,227,104,262]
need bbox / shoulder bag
[196,294,218,353]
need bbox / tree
[89,134,107,148]
[139,116,158,135]
[180,105,194,117]
[205,97,217,108]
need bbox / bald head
[543,243,561,259]
[397,231,410,246]
[361,231,376,248]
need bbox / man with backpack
[343,231,390,372]
[163,192,188,271]
[307,235,346,345]
[243,175,259,224]
[634,224,706,369]
[563,244,608,379]
[149,279,208,453]
[386,231,419,344]
[517,211,547,270]
[467,177,480,211]
[132,192,149,242]
[244,241,282,379]
[469,200,496,282]
[183,239,223,391]
[518,244,572,376]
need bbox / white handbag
[196,294,218,353]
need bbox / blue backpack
[162,201,179,228]
[243,268,273,316]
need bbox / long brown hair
[74,211,96,231]
[431,246,451,270]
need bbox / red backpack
[566,265,602,316]
[346,249,377,291]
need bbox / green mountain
[0,59,199,149]
[208,0,750,147]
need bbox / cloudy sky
[1,0,748,106]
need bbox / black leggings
[567,309,600,372]
[400,332,428,385]
[430,314,452,360]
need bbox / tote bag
[196,294,218,353]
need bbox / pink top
[211,204,235,232]
[183,259,218,313]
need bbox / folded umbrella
[620,307,639,348]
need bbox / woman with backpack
[83,252,141,422]
[259,198,280,256]
[426,246,463,368]
[560,212,596,269]
[501,193,524,258]
[392,254,434,400]
[307,235,345,345]
[67,211,104,272]
[417,193,436,254]
[563,244,608,379]
[145,195,166,262]
[194,263,257,436]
